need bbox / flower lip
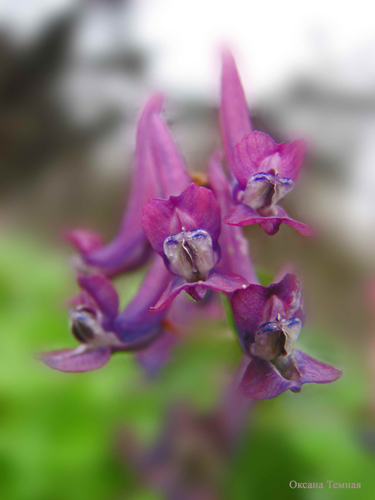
[250,316,302,362]
[163,227,217,282]
[273,352,302,382]
[241,171,294,211]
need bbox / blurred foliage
[0,233,374,500]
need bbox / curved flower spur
[39,256,175,372]
[231,274,342,399]
[64,93,165,277]
[220,49,314,236]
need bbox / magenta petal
[220,48,252,170]
[151,267,248,311]
[224,204,261,226]
[77,274,119,320]
[39,347,111,373]
[150,114,191,197]
[233,132,278,188]
[240,358,293,399]
[120,255,171,321]
[204,267,248,293]
[232,132,306,187]
[273,206,315,236]
[150,276,188,311]
[142,198,176,255]
[293,350,342,386]
[67,293,86,307]
[142,183,221,255]
[240,351,342,399]
[278,139,306,182]
[63,229,104,254]
[232,284,272,337]
[114,255,171,345]
[83,233,151,277]
[225,204,315,236]
[208,150,258,284]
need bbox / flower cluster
[40,50,341,399]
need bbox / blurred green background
[0,234,373,500]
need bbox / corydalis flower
[142,183,248,311]
[225,132,314,236]
[231,274,342,399]
[39,256,173,372]
[220,49,314,236]
[64,94,165,277]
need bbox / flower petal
[77,274,119,321]
[83,233,152,277]
[278,139,306,182]
[142,183,221,255]
[204,267,248,293]
[232,132,306,188]
[151,267,248,311]
[220,48,252,170]
[114,256,171,346]
[240,357,293,399]
[293,350,342,387]
[150,276,188,311]
[224,203,315,236]
[232,283,272,343]
[272,206,315,236]
[240,350,342,399]
[63,229,104,254]
[233,131,278,188]
[150,113,191,197]
[39,347,111,373]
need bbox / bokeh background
[0,0,374,498]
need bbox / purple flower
[220,50,314,236]
[231,274,342,399]
[142,183,249,311]
[39,256,174,372]
[64,94,165,277]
